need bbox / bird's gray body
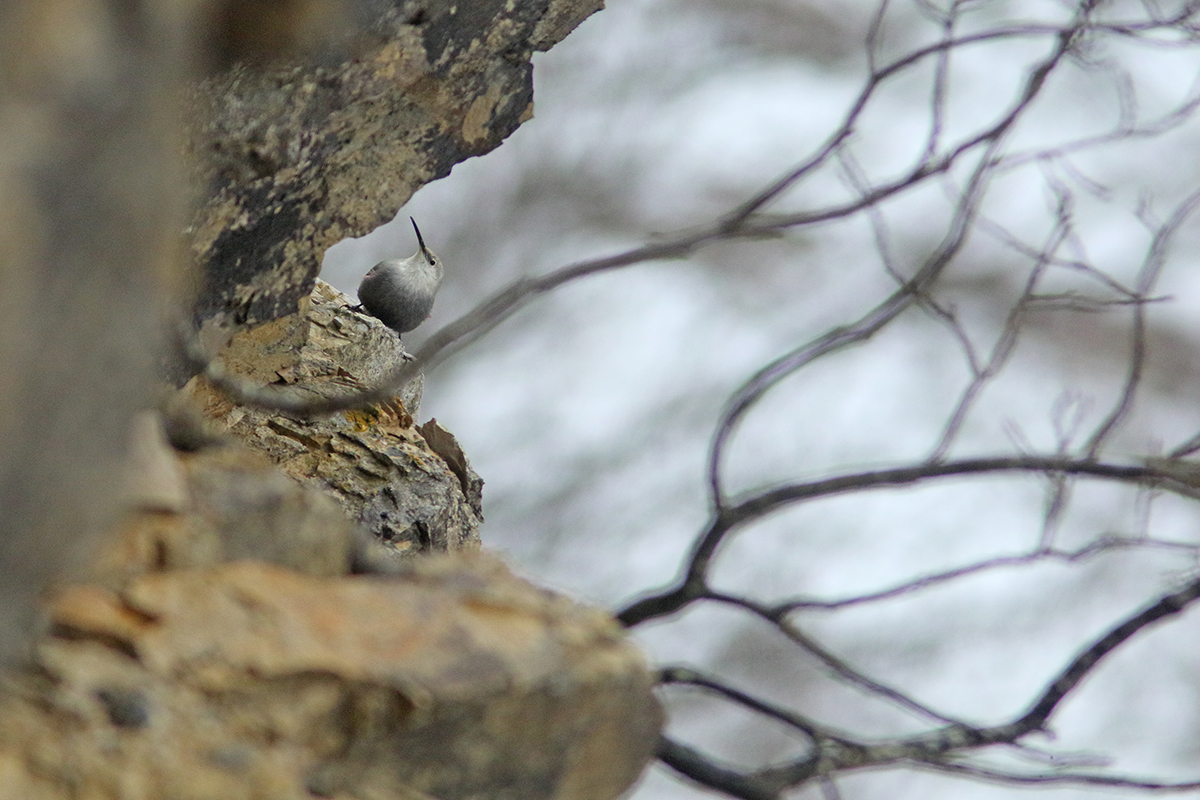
[357,219,443,335]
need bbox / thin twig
[619,453,1166,627]
[718,535,1200,613]
[705,9,1092,508]
[1085,187,1200,456]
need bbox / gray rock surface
[188,0,605,332]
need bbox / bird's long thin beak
[410,217,431,259]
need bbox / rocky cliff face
[0,2,662,798]
[189,0,603,331]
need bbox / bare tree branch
[654,576,1200,796]
[915,758,1200,791]
[1084,187,1200,456]
[619,454,1166,627]
[705,4,1099,508]
[731,535,1199,613]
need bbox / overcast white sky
[323,2,1200,797]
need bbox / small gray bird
[357,217,444,336]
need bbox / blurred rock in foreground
[0,555,659,800]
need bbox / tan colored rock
[215,280,424,414]
[123,411,190,513]
[182,279,482,561]
[0,0,601,663]
[1,555,661,800]
[98,433,355,584]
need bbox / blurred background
[322,1,1200,797]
